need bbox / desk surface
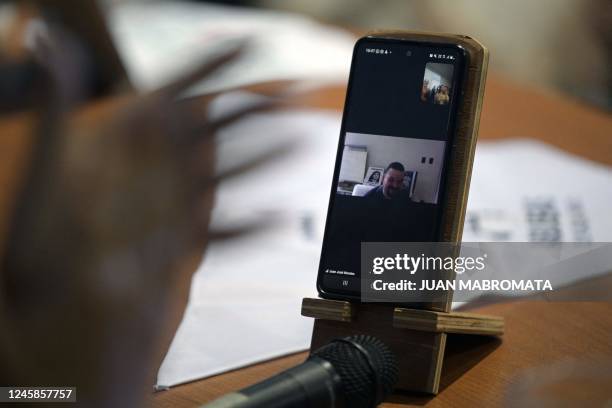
[150,74,612,407]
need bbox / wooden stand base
[301,298,504,394]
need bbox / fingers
[206,222,271,242]
[129,78,307,152]
[187,100,282,144]
[196,207,294,243]
[153,41,248,100]
[199,141,295,191]
[178,86,311,147]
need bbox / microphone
[200,334,398,408]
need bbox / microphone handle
[200,357,343,408]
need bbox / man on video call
[364,162,409,201]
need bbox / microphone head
[311,334,398,408]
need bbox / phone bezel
[316,36,469,302]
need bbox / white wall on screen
[345,132,446,204]
[424,63,454,88]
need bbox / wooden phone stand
[301,31,496,395]
[301,298,504,394]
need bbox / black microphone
[200,334,398,408]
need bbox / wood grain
[302,297,503,393]
[393,309,504,336]
[308,302,447,393]
[301,297,352,322]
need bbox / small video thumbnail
[421,62,454,105]
[337,132,446,204]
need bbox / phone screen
[317,37,466,299]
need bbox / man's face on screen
[382,169,404,199]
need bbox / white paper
[464,139,612,242]
[158,126,612,386]
[157,110,612,388]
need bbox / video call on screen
[319,39,464,294]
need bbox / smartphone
[316,34,477,301]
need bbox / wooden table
[151,74,612,407]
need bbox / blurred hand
[0,35,286,406]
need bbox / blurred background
[2,0,609,108]
[141,0,612,109]
[258,0,612,109]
